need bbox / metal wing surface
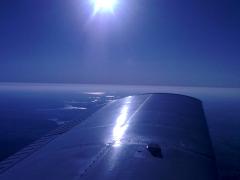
[0,93,218,180]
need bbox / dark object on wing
[146,143,163,158]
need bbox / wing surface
[0,94,218,180]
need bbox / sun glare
[92,0,118,14]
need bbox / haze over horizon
[0,0,240,87]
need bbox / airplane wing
[0,93,218,180]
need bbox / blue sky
[0,0,240,87]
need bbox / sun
[92,0,118,14]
